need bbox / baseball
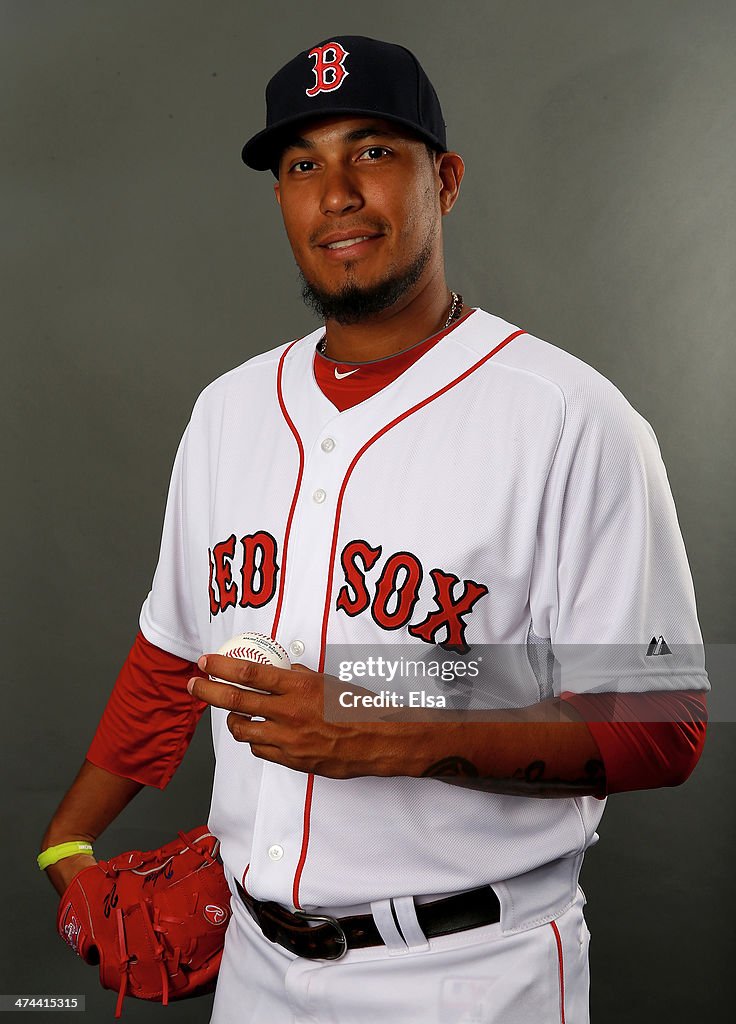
[216,631,291,673]
[213,634,291,711]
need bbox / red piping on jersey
[271,338,310,908]
[293,775,315,908]
[289,325,525,907]
[550,919,566,1024]
[271,339,306,640]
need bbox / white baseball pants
[209,885,590,1024]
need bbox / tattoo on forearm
[420,756,606,797]
[421,756,480,779]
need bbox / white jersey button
[289,640,305,658]
[313,488,327,504]
[268,844,284,861]
[321,437,336,453]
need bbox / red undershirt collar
[313,308,475,412]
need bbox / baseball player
[41,36,708,1023]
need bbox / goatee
[299,240,432,326]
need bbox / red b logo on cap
[306,42,349,97]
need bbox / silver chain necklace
[317,291,463,357]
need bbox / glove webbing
[113,900,171,1019]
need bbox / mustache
[309,220,390,247]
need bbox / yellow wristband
[37,841,94,871]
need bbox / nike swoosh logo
[334,367,359,379]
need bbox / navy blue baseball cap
[242,35,447,174]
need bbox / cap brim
[242,108,447,172]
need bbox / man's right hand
[41,759,144,896]
[45,851,97,897]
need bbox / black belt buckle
[293,910,348,961]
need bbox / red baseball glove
[56,826,231,1018]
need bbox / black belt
[235,880,500,960]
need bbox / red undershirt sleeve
[562,690,707,796]
[86,630,207,789]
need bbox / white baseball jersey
[139,308,707,918]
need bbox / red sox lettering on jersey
[208,532,489,653]
[305,42,350,97]
[208,531,280,617]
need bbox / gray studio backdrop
[2,1,734,1021]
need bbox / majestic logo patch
[306,42,349,97]
[646,635,672,656]
[203,903,229,927]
